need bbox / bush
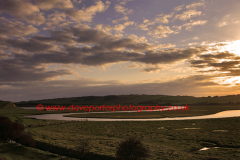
[0,116,24,141]
[9,121,25,140]
[15,132,36,147]
[115,137,150,160]
[0,116,35,147]
[0,116,13,141]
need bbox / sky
[0,0,240,102]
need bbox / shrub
[15,132,36,147]
[115,137,150,160]
[0,116,13,141]
[9,121,25,140]
[0,116,34,147]
[0,116,24,141]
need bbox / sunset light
[0,0,240,100]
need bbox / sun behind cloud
[224,40,240,56]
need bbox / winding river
[24,109,240,121]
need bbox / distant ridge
[14,94,240,107]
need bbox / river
[24,110,240,121]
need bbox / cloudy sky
[0,0,240,102]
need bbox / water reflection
[199,147,219,151]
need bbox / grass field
[1,95,240,159]
[0,142,78,160]
[27,117,240,160]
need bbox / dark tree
[115,137,150,160]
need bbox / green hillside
[0,100,16,109]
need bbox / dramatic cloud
[0,17,39,37]
[0,0,45,25]
[0,0,240,101]
[136,13,175,32]
[186,2,204,9]
[154,13,173,24]
[46,11,67,26]
[158,43,176,49]
[33,0,74,10]
[199,52,235,60]
[0,22,208,83]
[119,0,133,5]
[0,61,71,82]
[127,35,147,43]
[0,0,40,18]
[65,1,109,22]
[114,24,125,32]
[137,23,149,31]
[147,25,175,38]
[140,66,162,73]
[183,20,208,30]
[124,21,134,26]
[190,51,240,76]
[95,24,114,32]
[6,38,57,52]
[218,14,240,27]
[174,10,202,21]
[174,5,184,11]
[136,47,206,64]
[25,12,46,25]
[114,4,133,15]
[112,16,129,24]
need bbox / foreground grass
[28,117,240,160]
[0,142,77,160]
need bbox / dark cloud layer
[0,60,71,82]
[0,24,209,82]
[6,39,55,52]
[190,51,240,76]
[198,52,235,59]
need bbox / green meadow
[28,118,240,159]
